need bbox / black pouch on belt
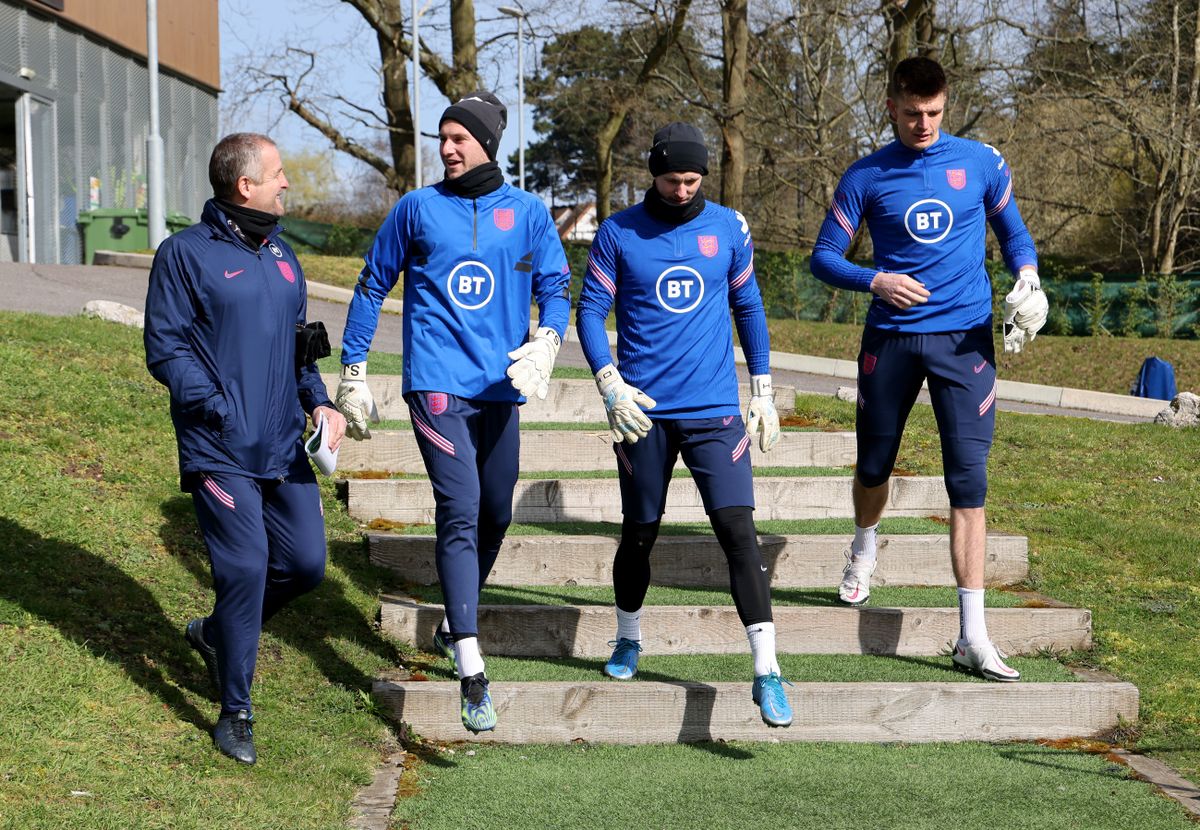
[296,321,331,370]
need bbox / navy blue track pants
[189,451,326,714]
[406,391,520,638]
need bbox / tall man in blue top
[145,133,347,764]
[811,57,1049,682]
[577,122,793,727]
[336,92,571,732]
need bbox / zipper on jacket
[472,199,478,251]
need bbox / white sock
[454,636,486,679]
[851,522,878,562]
[746,622,780,677]
[957,588,989,646]
[615,606,642,642]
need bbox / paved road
[0,262,1151,423]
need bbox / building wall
[0,1,218,263]
[19,0,219,91]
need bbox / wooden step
[337,429,856,473]
[343,476,950,523]
[379,597,1091,657]
[320,375,796,423]
[371,678,1138,744]
[368,532,1029,587]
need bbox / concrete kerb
[90,256,1172,420]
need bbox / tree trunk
[593,0,694,221]
[447,0,479,100]
[719,0,748,211]
[884,0,932,91]
[378,11,415,195]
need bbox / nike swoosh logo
[973,361,987,373]
[224,269,244,279]
[760,565,768,573]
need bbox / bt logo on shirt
[904,198,954,244]
[446,260,495,310]
[656,265,705,314]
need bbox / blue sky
[218,0,543,184]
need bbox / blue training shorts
[855,324,997,508]
[614,416,754,523]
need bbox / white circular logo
[446,260,495,310]
[903,199,954,244]
[655,266,705,314]
[268,242,283,258]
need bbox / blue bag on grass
[1133,357,1177,400]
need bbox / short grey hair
[208,133,275,198]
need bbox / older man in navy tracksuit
[145,132,346,764]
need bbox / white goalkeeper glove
[595,363,656,444]
[1003,269,1049,354]
[335,361,380,441]
[506,327,561,400]
[745,374,780,452]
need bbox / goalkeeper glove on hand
[506,327,561,400]
[335,361,380,440]
[1003,269,1049,354]
[595,363,656,444]
[745,374,780,452]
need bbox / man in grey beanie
[336,91,571,733]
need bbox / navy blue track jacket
[144,199,332,486]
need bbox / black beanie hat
[648,121,709,176]
[440,91,508,160]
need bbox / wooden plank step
[368,532,1028,587]
[337,429,856,473]
[320,375,796,423]
[379,597,1091,657]
[343,476,950,523]
[372,678,1139,744]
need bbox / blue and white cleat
[752,672,794,727]
[460,672,497,733]
[602,638,642,680]
[432,627,457,671]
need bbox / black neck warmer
[643,186,706,226]
[216,198,279,247]
[443,161,504,199]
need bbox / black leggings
[612,506,773,626]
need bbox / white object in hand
[305,411,340,476]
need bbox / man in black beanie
[336,91,571,734]
[575,122,793,728]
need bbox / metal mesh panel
[127,60,150,211]
[55,33,79,263]
[80,38,106,213]
[24,12,52,84]
[104,53,130,208]
[0,3,22,75]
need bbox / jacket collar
[202,198,284,252]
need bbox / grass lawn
[0,311,1196,828]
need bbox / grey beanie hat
[440,91,508,160]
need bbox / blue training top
[810,133,1038,332]
[342,181,571,401]
[576,199,771,419]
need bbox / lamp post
[497,4,528,190]
[412,0,422,189]
[146,0,166,247]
